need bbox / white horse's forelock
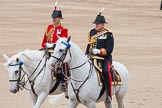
[56,37,68,45]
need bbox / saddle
[91,56,122,86]
[51,62,70,81]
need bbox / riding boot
[61,63,69,91]
[61,73,66,91]
[103,74,111,103]
[102,61,112,103]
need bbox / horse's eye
[59,49,64,52]
[15,71,19,74]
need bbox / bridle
[49,40,94,103]
[8,52,48,95]
[8,61,26,90]
[51,41,71,62]
[50,41,72,72]
[50,41,93,81]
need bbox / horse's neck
[19,51,46,79]
[69,43,90,80]
[69,43,88,68]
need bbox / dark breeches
[102,59,112,98]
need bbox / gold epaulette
[104,28,113,33]
[104,28,113,37]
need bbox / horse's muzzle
[10,89,18,93]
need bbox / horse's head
[48,37,71,71]
[3,54,24,93]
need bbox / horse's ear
[16,58,19,63]
[2,54,9,61]
[67,36,71,42]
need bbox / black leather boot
[61,73,66,91]
[103,73,111,103]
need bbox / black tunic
[85,28,114,63]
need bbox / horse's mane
[55,37,67,46]
[56,37,85,59]
[56,37,81,50]
[4,49,44,66]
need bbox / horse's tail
[48,93,65,104]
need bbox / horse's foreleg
[104,101,112,108]
[28,91,37,107]
[33,92,48,108]
[67,98,78,108]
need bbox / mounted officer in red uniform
[85,9,114,103]
[41,2,68,91]
[41,6,68,48]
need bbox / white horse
[48,37,129,108]
[3,50,65,108]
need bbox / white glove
[46,43,53,48]
[92,49,100,55]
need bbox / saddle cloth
[91,56,122,86]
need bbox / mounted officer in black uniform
[85,10,114,103]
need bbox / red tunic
[41,24,68,48]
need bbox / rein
[69,60,88,70]
[61,60,90,82]
[24,52,46,84]
[70,60,93,103]
[23,52,47,96]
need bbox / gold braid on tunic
[88,29,109,51]
[46,27,54,43]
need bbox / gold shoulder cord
[46,27,54,43]
[88,29,108,50]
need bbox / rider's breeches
[102,59,112,99]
